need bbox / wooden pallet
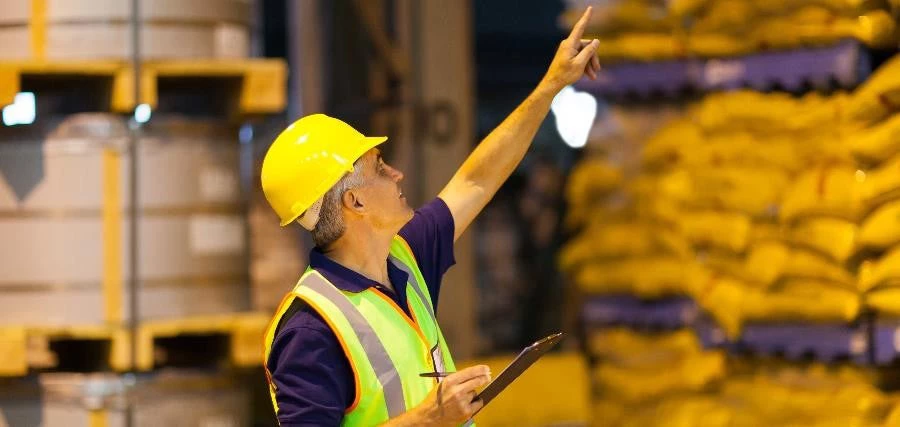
[135,312,270,371]
[0,58,286,116]
[0,324,130,377]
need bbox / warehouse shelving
[575,39,870,99]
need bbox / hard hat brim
[278,135,389,227]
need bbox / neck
[322,224,395,290]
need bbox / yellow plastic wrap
[742,280,861,323]
[679,210,752,252]
[594,352,726,402]
[850,114,900,165]
[864,287,900,316]
[788,218,858,263]
[847,54,900,126]
[557,223,690,273]
[575,256,694,297]
[780,165,864,223]
[860,153,900,211]
[858,200,900,251]
[859,246,900,291]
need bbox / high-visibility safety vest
[263,236,457,425]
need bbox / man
[261,7,600,426]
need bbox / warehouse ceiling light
[550,85,596,149]
[2,92,36,126]
[134,104,152,124]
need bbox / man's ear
[342,188,366,214]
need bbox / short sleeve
[267,310,355,426]
[398,197,457,307]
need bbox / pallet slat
[0,58,286,115]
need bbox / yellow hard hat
[261,114,387,227]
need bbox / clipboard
[473,332,564,408]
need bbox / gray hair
[310,166,365,248]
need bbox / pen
[419,371,454,378]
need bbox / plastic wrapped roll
[788,218,858,263]
[858,200,900,251]
[780,165,864,223]
[860,153,900,211]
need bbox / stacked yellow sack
[594,363,896,427]
[843,57,900,318]
[561,0,896,62]
[589,329,726,403]
[565,157,624,228]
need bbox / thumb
[573,39,599,66]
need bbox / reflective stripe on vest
[263,236,458,426]
[300,272,407,418]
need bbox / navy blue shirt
[267,198,457,426]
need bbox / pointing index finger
[567,6,593,43]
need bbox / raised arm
[439,7,600,241]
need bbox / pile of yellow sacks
[559,0,898,62]
[564,55,900,337]
[589,329,727,407]
[590,329,900,427]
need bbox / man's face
[351,148,413,230]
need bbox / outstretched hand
[541,7,601,91]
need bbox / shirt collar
[308,247,409,294]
